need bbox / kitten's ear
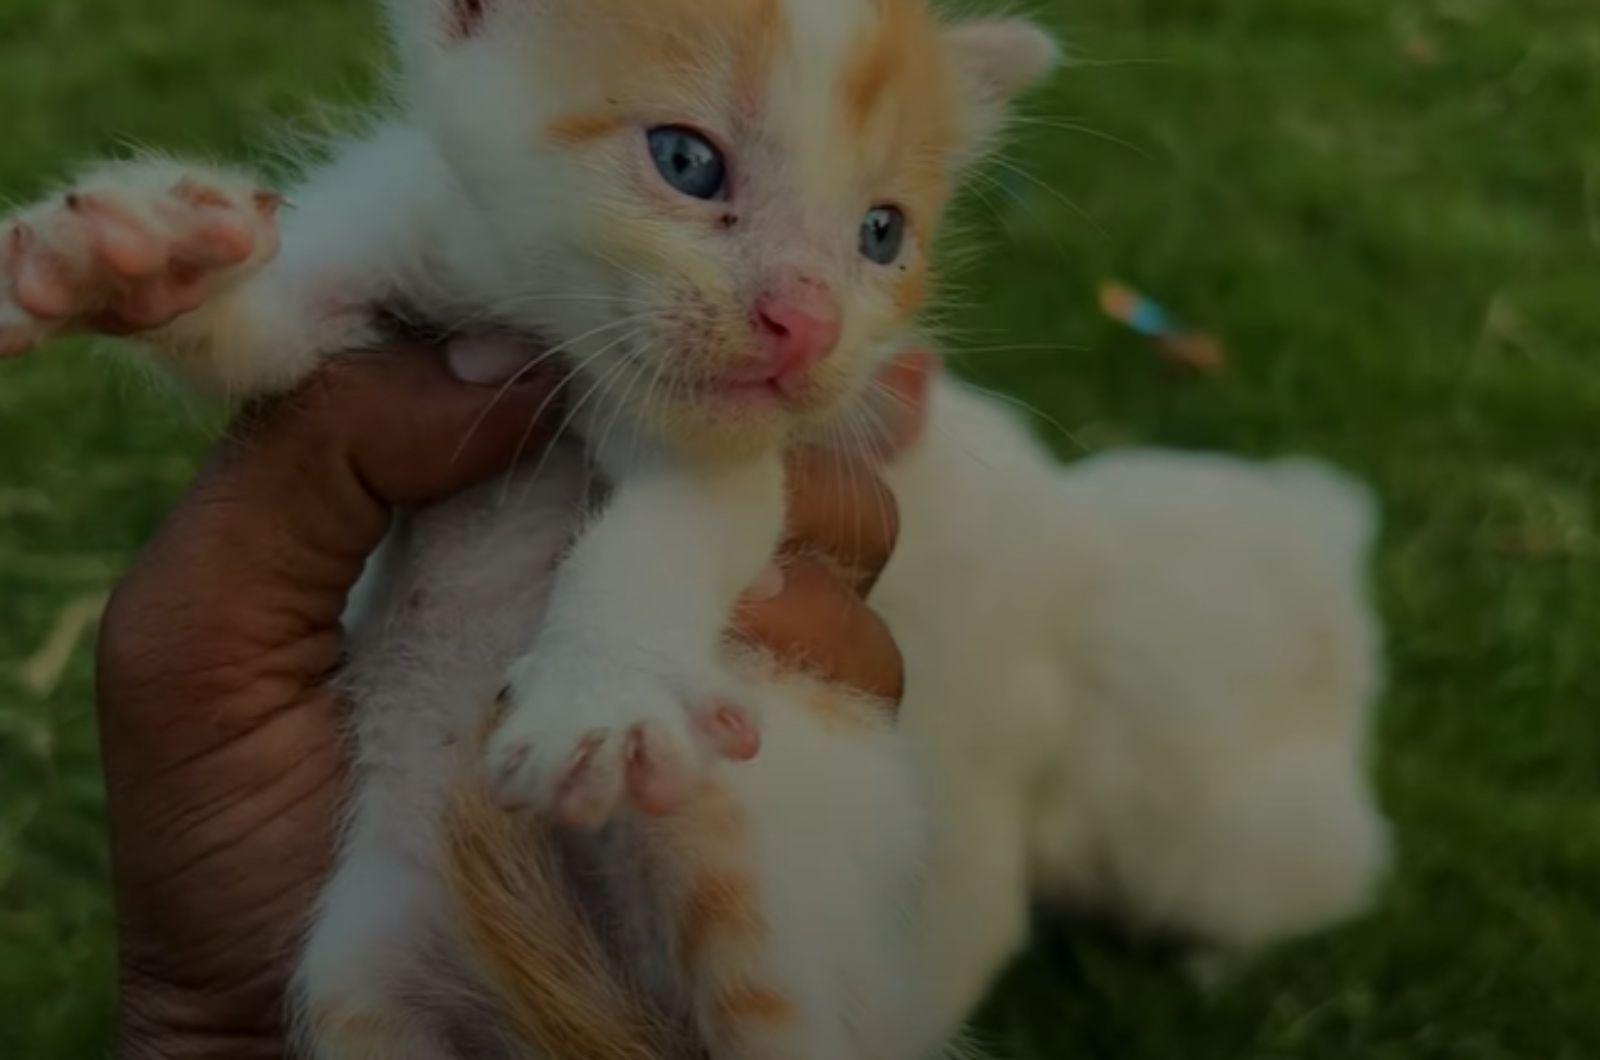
[386,0,493,49]
[945,19,1060,158]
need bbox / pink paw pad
[695,701,761,762]
[69,193,166,278]
[626,722,697,816]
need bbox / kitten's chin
[649,403,795,462]
[649,378,865,461]
[602,364,859,461]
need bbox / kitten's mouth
[710,379,788,406]
[689,358,818,411]
[689,374,808,413]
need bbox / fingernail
[745,563,785,602]
[446,336,538,385]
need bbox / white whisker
[450,312,658,467]
[1007,114,1156,162]
[497,325,642,504]
[987,155,1109,242]
[521,332,641,497]
[955,380,1089,456]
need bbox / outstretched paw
[0,160,280,357]
[486,657,761,828]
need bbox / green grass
[1,0,1597,1056]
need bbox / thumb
[285,340,563,508]
[174,342,564,605]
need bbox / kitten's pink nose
[754,278,841,381]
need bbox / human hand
[98,346,928,1058]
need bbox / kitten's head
[391,0,1055,457]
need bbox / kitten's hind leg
[650,781,831,1060]
[655,680,933,1060]
[295,824,458,1060]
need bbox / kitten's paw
[486,655,760,827]
[0,160,280,356]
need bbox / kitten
[1,0,1392,1056]
[3,0,1059,1054]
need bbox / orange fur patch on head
[842,0,958,152]
[838,0,961,280]
[730,0,790,116]
[547,110,629,146]
[842,0,917,133]
[540,0,791,112]
[893,264,931,314]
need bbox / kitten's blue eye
[860,205,906,265]
[648,126,727,201]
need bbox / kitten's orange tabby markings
[545,112,629,147]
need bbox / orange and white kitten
[0,0,1392,1056]
[2,1,1059,1055]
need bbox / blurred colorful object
[1098,280,1226,375]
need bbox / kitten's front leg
[0,159,285,368]
[487,455,787,826]
[2,128,461,394]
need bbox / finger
[121,344,561,641]
[864,349,938,460]
[781,449,900,596]
[239,342,562,509]
[197,344,562,566]
[732,559,904,705]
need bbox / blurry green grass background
[2,0,1597,1056]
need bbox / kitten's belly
[339,447,591,857]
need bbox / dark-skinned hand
[99,345,927,1059]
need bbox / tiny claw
[253,189,285,215]
[489,743,532,809]
[7,221,32,261]
[172,178,231,210]
[555,731,619,828]
[553,731,606,799]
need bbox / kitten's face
[400,0,1054,457]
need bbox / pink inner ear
[449,0,487,39]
